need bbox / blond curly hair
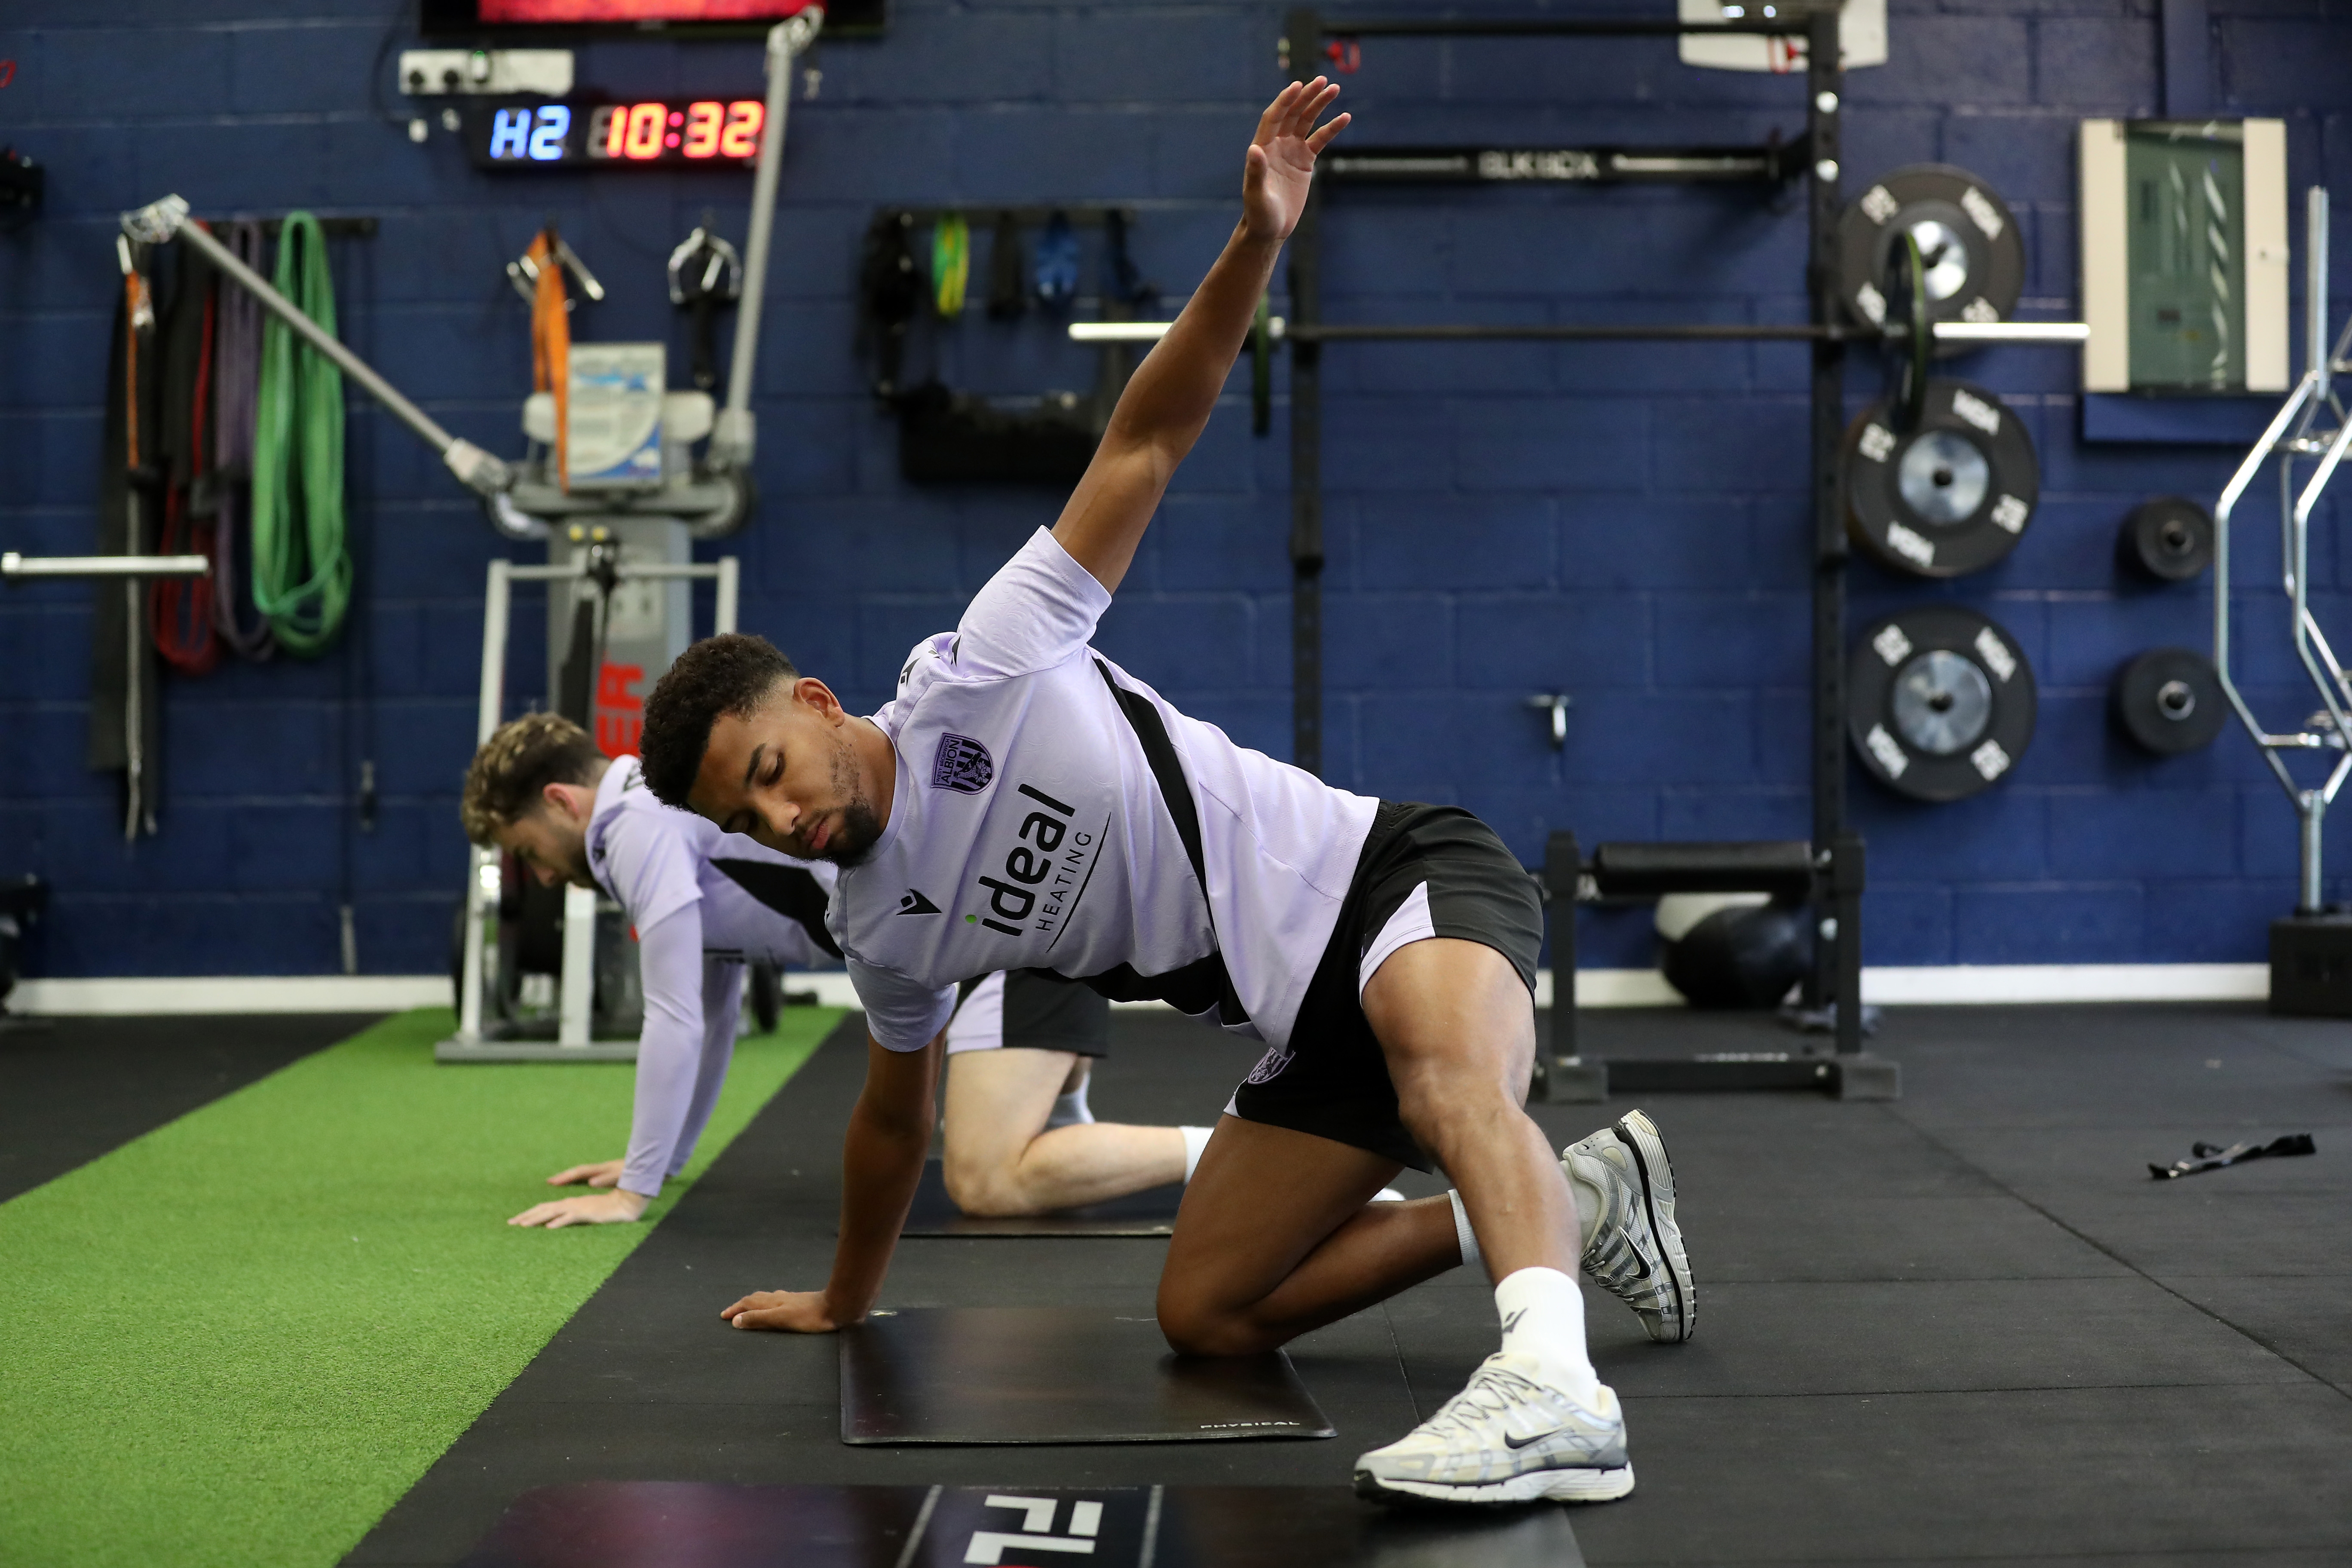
[459,712,607,845]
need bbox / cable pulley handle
[119,195,514,499]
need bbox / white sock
[1179,1125,1213,1182]
[1494,1265,1602,1404]
[1045,1082,1095,1130]
[1449,1189,1482,1271]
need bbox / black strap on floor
[710,859,842,959]
[2149,1132,2315,1180]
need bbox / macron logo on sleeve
[898,889,942,916]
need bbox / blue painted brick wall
[3,0,2350,978]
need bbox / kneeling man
[635,81,1694,1508]
[459,713,1205,1228]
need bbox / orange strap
[123,270,151,472]
[527,230,571,490]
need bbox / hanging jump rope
[250,211,352,656]
[931,211,969,318]
[147,228,220,675]
[209,220,275,660]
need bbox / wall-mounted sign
[467,98,765,168]
[2079,118,2289,394]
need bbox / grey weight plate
[1850,606,2037,802]
[1837,162,2026,346]
[2112,646,2227,754]
[1845,379,2040,578]
[1891,648,1994,755]
[2119,496,2216,582]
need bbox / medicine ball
[1658,893,1813,1011]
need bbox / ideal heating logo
[969,784,1096,938]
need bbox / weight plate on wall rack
[1837,163,2025,345]
[1845,379,2040,578]
[2113,647,2227,754]
[1849,605,2038,802]
[2118,496,2215,582]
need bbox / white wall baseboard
[7,963,2273,1017]
[1858,963,2269,1005]
[11,975,456,1016]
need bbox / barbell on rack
[1066,317,2089,345]
[1072,314,2086,437]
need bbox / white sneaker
[1352,1352,1635,1505]
[1564,1109,1695,1343]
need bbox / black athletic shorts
[1227,801,1543,1171]
[946,968,1111,1058]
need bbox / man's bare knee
[942,1154,1032,1217]
[1155,1283,1272,1357]
[1394,1072,1520,1155]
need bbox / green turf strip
[0,1004,840,1568]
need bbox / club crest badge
[929,732,994,794]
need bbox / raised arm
[1051,78,1348,593]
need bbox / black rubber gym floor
[349,1004,2352,1566]
[0,1011,383,1204]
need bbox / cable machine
[107,13,822,1058]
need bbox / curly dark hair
[640,633,799,808]
[460,712,607,845]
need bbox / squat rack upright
[1277,5,1879,1095]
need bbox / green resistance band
[250,211,352,657]
[932,212,970,319]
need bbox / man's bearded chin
[824,798,884,865]
[819,739,883,866]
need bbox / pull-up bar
[1069,318,2090,345]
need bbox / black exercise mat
[839,1307,1332,1444]
[899,1157,1184,1237]
[455,1482,1584,1568]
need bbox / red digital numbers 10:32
[586,101,764,162]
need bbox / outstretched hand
[508,1188,649,1228]
[719,1289,848,1333]
[1242,77,1349,244]
[546,1158,625,1189]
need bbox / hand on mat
[1242,76,1348,245]
[508,1188,650,1228]
[719,1289,843,1332]
[545,1158,626,1188]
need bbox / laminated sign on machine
[564,343,667,491]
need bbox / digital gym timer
[466,98,766,168]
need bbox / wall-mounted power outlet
[398,49,574,97]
